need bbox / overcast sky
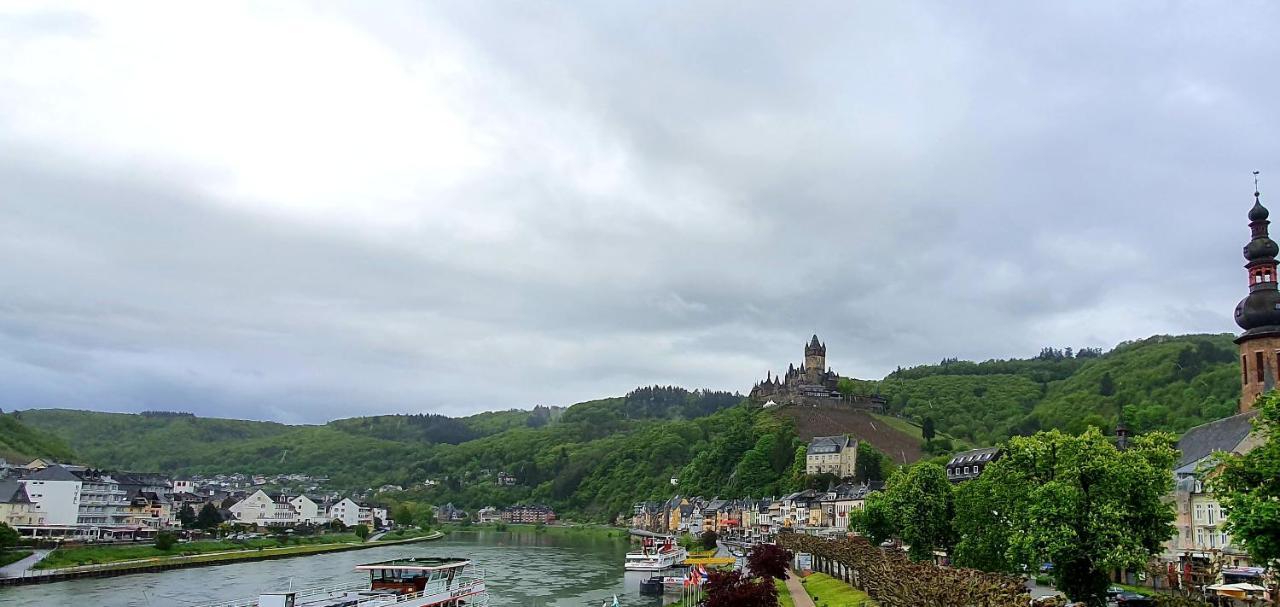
[2,2,1278,423]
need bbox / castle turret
[804,334,826,381]
[1235,187,1280,411]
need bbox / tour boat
[201,557,488,607]
[623,536,688,571]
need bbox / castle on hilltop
[749,335,885,410]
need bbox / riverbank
[0,531,443,587]
[439,522,629,539]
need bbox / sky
[2,2,1279,423]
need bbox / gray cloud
[0,2,1277,422]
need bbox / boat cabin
[355,557,473,596]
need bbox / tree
[1098,372,1115,397]
[700,529,719,551]
[855,442,892,483]
[1216,391,1280,568]
[0,521,18,550]
[747,543,793,580]
[354,524,370,541]
[701,569,779,607]
[155,531,177,551]
[178,504,197,529]
[196,503,223,530]
[881,463,954,561]
[849,493,895,545]
[330,519,348,532]
[954,428,1177,606]
[922,416,936,444]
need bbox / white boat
[200,557,488,607]
[624,537,688,571]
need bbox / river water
[0,530,683,607]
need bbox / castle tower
[1234,187,1280,411]
[804,334,826,381]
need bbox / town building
[17,464,82,527]
[945,447,1001,482]
[805,435,859,478]
[229,490,298,527]
[501,504,556,524]
[327,497,363,527]
[476,506,501,524]
[0,479,44,527]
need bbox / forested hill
[0,413,75,463]
[0,334,1249,522]
[862,333,1240,446]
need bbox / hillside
[775,405,924,463]
[0,413,75,463]
[868,334,1240,446]
[2,333,1251,522]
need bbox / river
[0,530,685,607]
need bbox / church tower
[804,335,826,381]
[1234,187,1280,411]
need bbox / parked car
[1114,592,1155,606]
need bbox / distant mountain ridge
[0,333,1247,521]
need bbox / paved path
[785,570,817,607]
[0,549,50,578]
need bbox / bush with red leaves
[701,569,779,607]
[748,543,793,580]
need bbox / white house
[288,495,326,525]
[327,498,361,527]
[18,464,82,526]
[230,490,297,527]
[173,480,197,494]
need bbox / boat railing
[351,570,487,607]
[199,580,368,607]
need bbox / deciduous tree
[197,502,223,530]
[0,521,18,549]
[954,428,1176,606]
[178,504,197,529]
[882,462,954,561]
[701,569,779,607]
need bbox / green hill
[3,334,1251,522]
[873,334,1240,445]
[0,413,76,463]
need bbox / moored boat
[200,557,488,607]
[623,536,688,571]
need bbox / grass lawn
[35,533,364,570]
[777,578,796,607]
[870,414,969,449]
[1115,583,1157,597]
[801,572,877,607]
[0,549,33,567]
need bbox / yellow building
[0,479,45,527]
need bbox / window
[1196,528,1206,547]
[1206,503,1216,525]
[1244,355,1249,384]
[1220,532,1230,547]
[1195,504,1204,522]
[1257,351,1265,383]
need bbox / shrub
[154,532,177,551]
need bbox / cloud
[0,1,1278,422]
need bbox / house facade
[805,436,858,478]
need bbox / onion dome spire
[1235,174,1280,336]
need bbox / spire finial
[1256,170,1262,199]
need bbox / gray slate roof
[22,464,80,482]
[0,479,31,504]
[808,435,853,454]
[1175,410,1259,472]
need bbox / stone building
[750,335,884,410]
[805,435,858,478]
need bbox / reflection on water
[0,530,685,607]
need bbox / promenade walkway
[784,571,816,607]
[0,549,50,578]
